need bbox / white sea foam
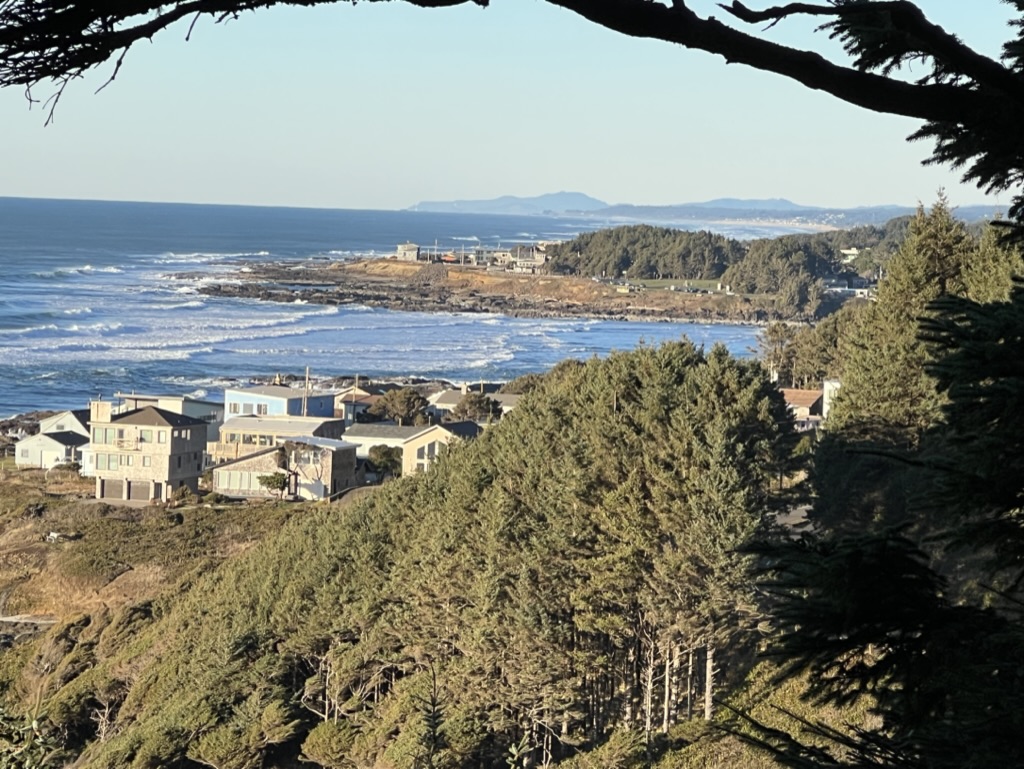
[158,300,206,310]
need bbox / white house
[15,431,88,469]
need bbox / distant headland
[407,192,1004,228]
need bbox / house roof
[20,431,89,448]
[336,384,402,399]
[222,415,344,435]
[780,389,823,411]
[430,390,519,410]
[277,436,357,451]
[70,408,91,427]
[228,385,335,400]
[342,423,426,441]
[430,390,464,408]
[114,392,222,408]
[111,406,207,428]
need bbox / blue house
[224,385,336,419]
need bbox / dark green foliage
[4,342,796,768]
[257,472,289,498]
[368,388,430,426]
[0,705,66,768]
[743,216,1024,768]
[447,392,500,423]
[546,225,744,280]
[368,444,403,477]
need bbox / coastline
[192,259,776,326]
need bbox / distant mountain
[685,197,817,211]
[407,193,1004,228]
[407,192,608,216]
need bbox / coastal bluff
[195,259,771,324]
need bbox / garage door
[128,481,151,501]
[101,479,123,500]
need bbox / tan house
[89,400,208,502]
[211,437,359,501]
[402,421,482,475]
[780,388,824,431]
[211,415,346,463]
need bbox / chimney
[90,399,112,424]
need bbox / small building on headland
[395,242,421,262]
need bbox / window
[104,427,116,444]
[229,402,240,414]
[92,427,102,443]
[177,456,182,469]
[117,428,125,440]
[109,455,118,470]
[243,403,253,415]
[97,454,107,470]
[256,403,268,415]
[158,431,167,443]
[143,456,151,468]
[140,429,153,443]
[124,455,133,467]
[55,423,65,431]
[19,449,28,458]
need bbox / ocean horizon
[0,197,784,416]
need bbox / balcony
[115,438,139,451]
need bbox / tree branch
[721,0,1024,101]
[547,0,992,123]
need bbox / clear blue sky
[0,0,1015,211]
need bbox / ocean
[0,197,784,417]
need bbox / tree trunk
[704,642,715,722]
[686,647,694,721]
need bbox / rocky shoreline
[192,259,773,325]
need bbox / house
[341,423,426,459]
[333,383,402,426]
[395,242,421,262]
[428,387,520,419]
[402,421,483,475]
[211,415,347,463]
[224,385,335,420]
[781,388,824,431]
[211,437,359,501]
[114,392,225,441]
[88,400,207,502]
[38,409,90,438]
[15,408,91,469]
[15,431,88,469]
[342,420,483,475]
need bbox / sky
[0,0,1016,211]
